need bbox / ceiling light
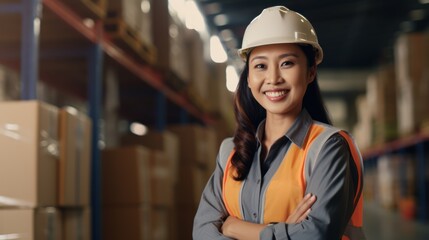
[419,0,429,4]
[83,18,94,28]
[210,35,228,63]
[130,122,148,136]
[226,65,239,92]
[141,0,151,13]
[185,1,207,33]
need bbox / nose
[266,67,283,85]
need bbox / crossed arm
[221,193,317,240]
[193,136,356,240]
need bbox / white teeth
[265,91,286,97]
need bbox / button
[253,213,257,218]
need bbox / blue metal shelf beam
[21,0,42,100]
[88,43,103,240]
[363,135,429,222]
[0,3,22,13]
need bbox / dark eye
[254,63,266,69]
[281,61,294,67]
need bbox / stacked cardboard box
[0,101,61,238]
[107,0,153,47]
[101,146,152,240]
[0,66,20,101]
[375,154,416,212]
[0,101,58,207]
[394,32,429,136]
[0,101,93,239]
[352,95,374,151]
[58,107,93,240]
[103,204,151,240]
[186,30,210,111]
[152,0,191,85]
[102,144,178,240]
[121,130,179,185]
[0,208,62,239]
[367,64,398,144]
[168,124,219,240]
[149,150,174,240]
[120,130,179,240]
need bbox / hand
[221,216,266,240]
[286,193,317,223]
[221,215,238,237]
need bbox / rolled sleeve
[193,153,233,240]
[259,223,290,240]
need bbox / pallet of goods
[104,17,157,65]
[60,0,107,19]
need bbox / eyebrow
[250,53,300,63]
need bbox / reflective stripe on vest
[221,123,365,239]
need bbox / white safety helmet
[238,6,323,65]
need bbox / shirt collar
[255,109,313,149]
[285,109,313,148]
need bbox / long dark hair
[231,44,331,181]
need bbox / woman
[193,6,365,240]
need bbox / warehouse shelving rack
[362,132,429,222]
[0,0,218,239]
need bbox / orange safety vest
[221,123,364,240]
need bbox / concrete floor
[363,201,429,240]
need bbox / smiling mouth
[264,90,288,98]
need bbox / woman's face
[247,43,315,118]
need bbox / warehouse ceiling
[196,0,429,69]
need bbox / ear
[307,65,317,84]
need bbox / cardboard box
[394,32,429,135]
[152,0,191,83]
[168,125,219,205]
[102,146,151,205]
[352,95,373,151]
[174,203,197,240]
[148,150,174,207]
[107,0,153,45]
[0,207,62,240]
[168,125,218,166]
[0,66,20,101]
[367,64,398,144]
[61,207,91,240]
[0,101,58,207]
[151,206,171,240]
[176,163,209,205]
[103,204,151,240]
[121,130,179,184]
[58,107,92,207]
[188,29,209,103]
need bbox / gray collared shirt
[193,109,358,240]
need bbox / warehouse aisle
[363,201,429,239]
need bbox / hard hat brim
[238,41,323,65]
